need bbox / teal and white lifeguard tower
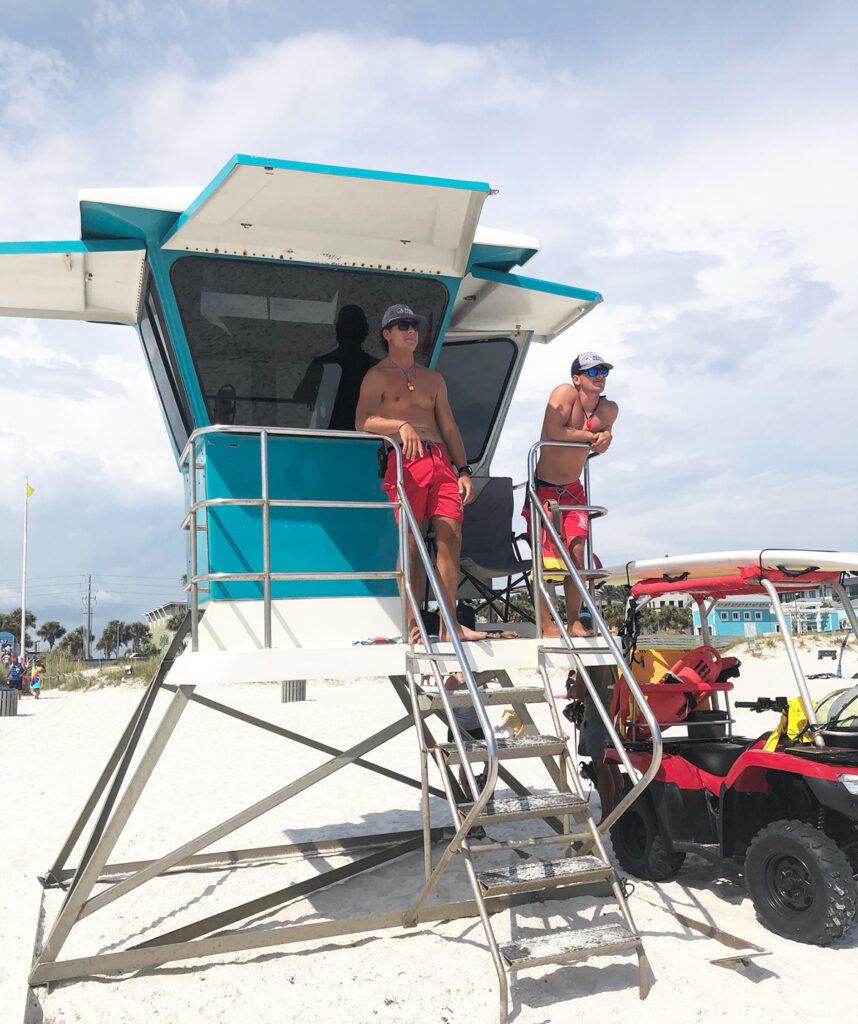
[1,156,661,1023]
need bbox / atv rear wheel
[745,820,857,945]
[609,792,685,881]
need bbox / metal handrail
[178,425,407,651]
[178,424,496,823]
[758,576,827,747]
[527,440,663,832]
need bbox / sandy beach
[3,635,857,1024]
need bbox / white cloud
[0,14,856,634]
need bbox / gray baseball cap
[571,351,614,375]
[381,304,426,329]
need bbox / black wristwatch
[457,465,472,477]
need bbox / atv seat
[668,739,754,776]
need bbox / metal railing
[526,440,663,831]
[178,424,497,816]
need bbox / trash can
[281,679,307,703]
[0,687,19,716]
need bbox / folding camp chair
[458,477,533,622]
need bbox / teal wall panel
[203,433,398,599]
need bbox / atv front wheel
[609,792,685,881]
[745,820,857,945]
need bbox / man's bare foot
[570,620,595,638]
[541,626,563,639]
[439,623,489,642]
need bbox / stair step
[501,922,639,971]
[459,792,587,825]
[418,686,546,711]
[469,831,593,854]
[537,644,613,656]
[439,734,566,765]
[477,855,610,895]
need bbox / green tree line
[0,609,159,658]
[502,584,693,633]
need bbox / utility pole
[85,575,93,660]
[20,478,32,658]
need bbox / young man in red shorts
[355,304,487,643]
[525,351,617,638]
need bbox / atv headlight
[838,773,858,795]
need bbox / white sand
[3,636,857,1024]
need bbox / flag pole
[21,478,32,659]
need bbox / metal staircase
[399,665,652,1024]
[390,438,663,1024]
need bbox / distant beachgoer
[6,653,24,691]
[30,662,43,699]
[524,352,618,638]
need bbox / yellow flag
[26,483,34,497]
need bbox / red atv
[603,564,858,945]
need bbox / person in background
[566,667,622,824]
[30,661,43,699]
[6,653,24,691]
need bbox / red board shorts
[382,442,464,523]
[522,479,588,573]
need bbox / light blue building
[693,596,786,638]
[693,594,844,637]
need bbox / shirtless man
[355,303,488,643]
[526,351,618,638]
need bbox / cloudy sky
[1,1,856,640]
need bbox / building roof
[145,601,187,624]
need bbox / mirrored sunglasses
[583,366,609,377]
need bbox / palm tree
[603,602,626,630]
[59,627,92,658]
[124,622,152,653]
[166,612,186,632]
[638,606,660,633]
[1,608,37,648]
[658,605,693,633]
[97,619,126,658]
[597,584,629,606]
[37,621,67,650]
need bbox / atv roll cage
[617,564,858,749]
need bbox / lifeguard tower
[1,155,661,1022]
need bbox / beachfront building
[649,593,691,610]
[145,600,187,650]
[693,594,786,638]
[693,591,851,637]
[778,576,858,632]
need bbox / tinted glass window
[138,272,193,449]
[171,256,448,431]
[437,338,517,462]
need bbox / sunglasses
[390,320,419,331]
[581,366,609,377]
